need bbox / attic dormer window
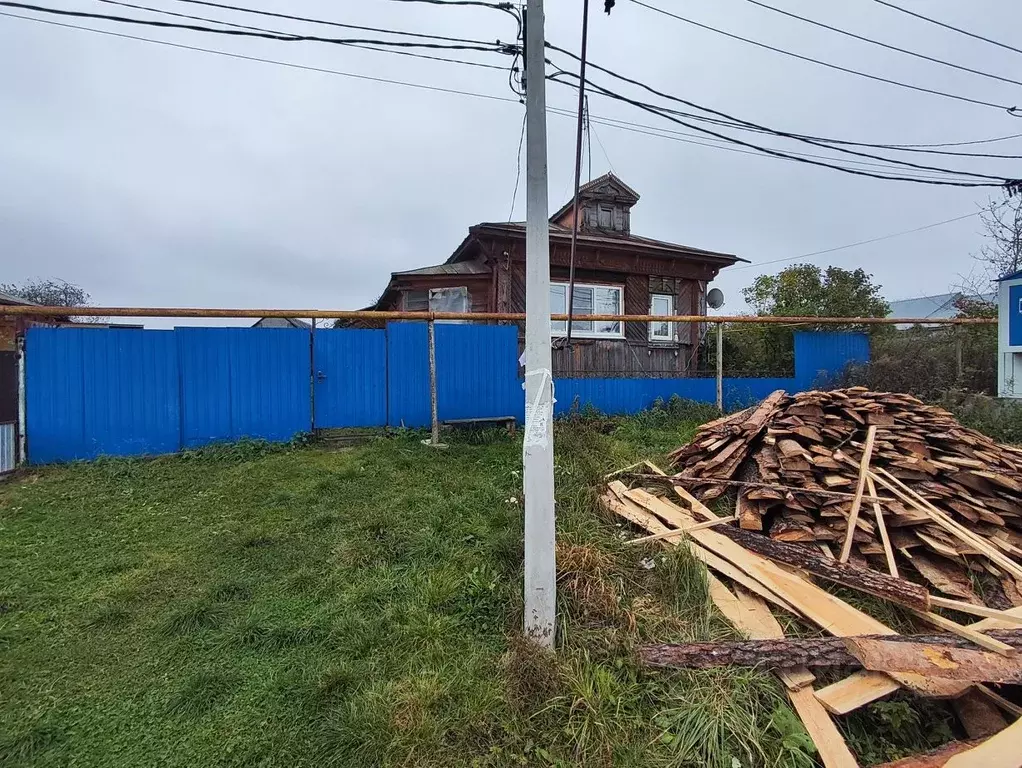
[597,204,613,229]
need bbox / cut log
[639,629,1022,671]
[845,636,1022,684]
[705,523,932,612]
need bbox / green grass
[0,411,954,767]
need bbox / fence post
[955,326,964,385]
[17,333,26,466]
[715,321,724,413]
[424,319,445,448]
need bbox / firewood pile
[668,387,1022,609]
[599,388,1022,767]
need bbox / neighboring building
[251,317,312,329]
[370,173,744,375]
[888,292,995,329]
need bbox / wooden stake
[867,474,899,578]
[840,425,877,563]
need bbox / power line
[554,106,993,182]
[153,0,508,45]
[0,1,517,53]
[3,8,1011,189]
[508,108,526,220]
[0,10,522,101]
[872,0,1022,57]
[547,50,1014,182]
[94,0,510,69]
[559,74,1012,187]
[627,0,1018,114]
[741,0,1022,88]
[730,211,985,272]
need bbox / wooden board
[944,717,1022,768]
[731,588,858,768]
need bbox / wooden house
[371,174,745,376]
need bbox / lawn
[0,403,956,767]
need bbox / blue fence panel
[314,329,387,428]
[177,328,234,448]
[228,328,312,441]
[436,324,521,421]
[26,328,86,463]
[27,328,179,462]
[794,331,870,389]
[386,322,430,428]
[81,330,180,458]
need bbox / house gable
[550,172,640,236]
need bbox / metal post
[716,321,724,413]
[310,318,316,433]
[522,0,556,649]
[428,319,440,446]
[563,0,591,369]
[17,334,26,466]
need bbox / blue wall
[25,324,869,463]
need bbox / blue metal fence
[24,324,870,463]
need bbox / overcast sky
[2,0,1020,325]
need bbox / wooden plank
[916,611,1016,657]
[944,717,1022,768]
[930,596,1022,627]
[815,672,902,715]
[709,522,931,612]
[844,636,1022,684]
[910,552,982,604]
[667,486,895,636]
[867,474,900,578]
[873,740,981,768]
[841,424,878,563]
[605,488,800,615]
[624,515,736,545]
[870,469,1022,583]
[732,589,858,768]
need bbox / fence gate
[313,329,387,428]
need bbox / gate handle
[316,371,327,382]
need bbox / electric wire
[554,72,1014,188]
[871,0,1022,57]
[627,0,1018,113]
[94,0,510,68]
[0,1,517,53]
[547,47,1017,181]
[741,0,1022,88]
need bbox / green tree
[715,265,889,377]
[742,264,889,321]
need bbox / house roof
[0,290,41,306]
[392,261,490,277]
[887,292,995,327]
[469,221,747,264]
[998,269,1022,282]
[548,172,641,222]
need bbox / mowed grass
[0,404,955,767]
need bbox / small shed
[997,269,1022,398]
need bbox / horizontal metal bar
[0,305,997,325]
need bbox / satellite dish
[707,288,725,310]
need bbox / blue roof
[997,269,1022,282]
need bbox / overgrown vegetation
[0,409,966,767]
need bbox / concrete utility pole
[522,0,556,648]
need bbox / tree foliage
[713,264,890,378]
[0,278,92,308]
[742,264,889,321]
